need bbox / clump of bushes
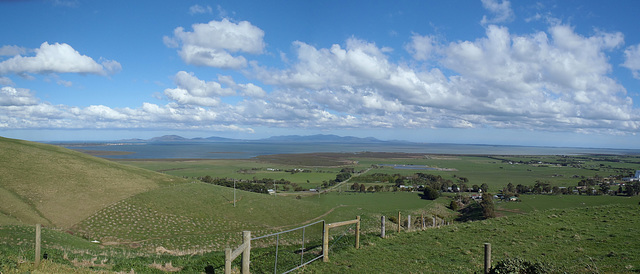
[489,257,553,273]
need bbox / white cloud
[0,42,120,76]
[164,71,232,107]
[0,77,14,86]
[189,5,213,15]
[178,45,248,69]
[217,75,266,98]
[57,79,73,87]
[480,0,514,25]
[165,19,265,68]
[255,38,391,89]
[622,44,640,79]
[251,26,638,134]
[0,45,28,56]
[0,86,38,106]
[405,34,438,61]
[2,21,638,138]
[174,71,234,97]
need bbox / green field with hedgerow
[1,137,640,272]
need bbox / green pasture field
[119,154,640,194]
[355,154,639,190]
[70,186,445,252]
[303,204,640,273]
[495,194,640,215]
[117,159,341,189]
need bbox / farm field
[1,137,640,272]
[119,153,640,192]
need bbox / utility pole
[234,179,236,207]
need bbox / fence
[225,216,360,274]
[29,216,490,272]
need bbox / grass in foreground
[301,204,640,273]
[3,203,638,273]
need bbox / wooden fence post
[407,215,411,231]
[432,216,436,227]
[225,248,232,274]
[421,212,425,230]
[323,222,329,262]
[381,216,385,238]
[242,231,251,274]
[397,212,401,233]
[35,224,41,267]
[484,243,491,274]
[355,216,360,249]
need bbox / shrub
[449,200,459,211]
[422,186,440,200]
[489,257,553,273]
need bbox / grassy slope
[303,204,640,273]
[72,182,335,251]
[0,137,187,228]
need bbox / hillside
[304,204,640,273]
[0,137,187,228]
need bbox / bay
[56,141,640,159]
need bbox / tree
[422,186,440,200]
[480,193,496,219]
[480,183,489,192]
[506,182,515,193]
[599,183,610,195]
[451,184,459,192]
[351,182,359,191]
[359,184,366,193]
[472,184,480,192]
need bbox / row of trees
[351,172,488,193]
[199,176,306,193]
[501,180,640,196]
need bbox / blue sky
[1,0,640,148]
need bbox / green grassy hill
[0,137,186,228]
[72,182,334,252]
[304,204,640,273]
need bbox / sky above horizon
[1,0,640,148]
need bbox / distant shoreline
[74,149,135,156]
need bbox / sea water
[56,141,640,159]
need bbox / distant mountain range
[119,134,403,144]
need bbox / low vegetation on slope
[73,182,333,252]
[303,204,640,273]
[0,137,187,228]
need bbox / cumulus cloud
[2,20,638,137]
[0,42,120,76]
[163,71,232,107]
[0,86,39,106]
[218,75,266,98]
[251,25,638,134]
[405,34,438,61]
[480,0,514,25]
[622,44,640,79]
[0,45,28,56]
[164,19,265,69]
[0,77,13,86]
